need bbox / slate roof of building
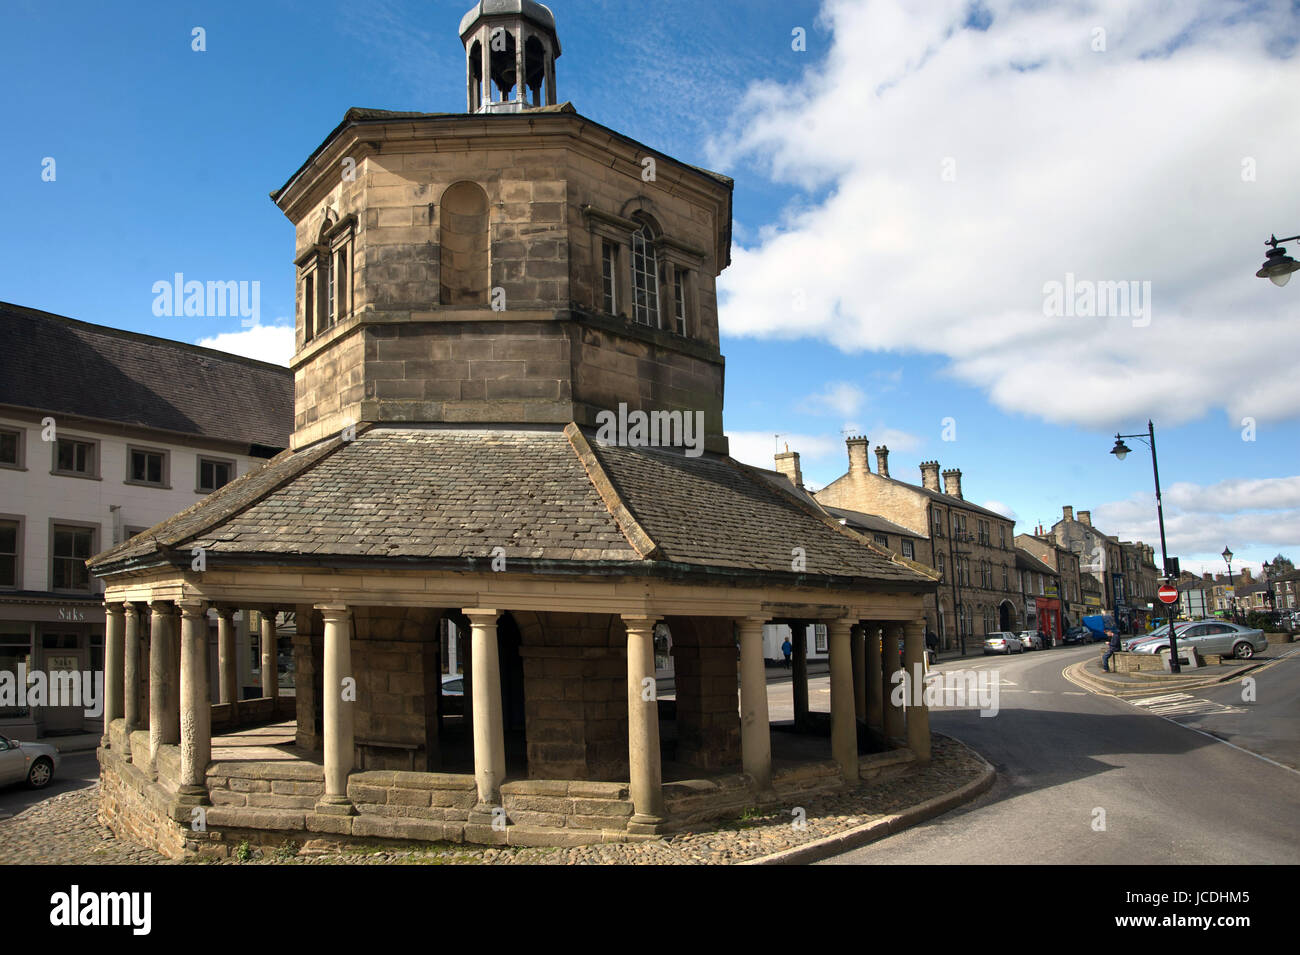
[1015,548,1057,576]
[821,506,923,540]
[0,302,293,451]
[89,424,935,591]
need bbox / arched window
[630,221,659,327]
[440,181,490,306]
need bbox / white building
[0,304,292,740]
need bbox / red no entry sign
[1158,584,1179,604]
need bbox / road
[820,644,1300,864]
[0,750,99,822]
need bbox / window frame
[601,240,619,315]
[901,539,914,560]
[51,435,101,480]
[630,221,661,328]
[0,426,25,470]
[49,519,99,594]
[125,444,171,489]
[0,515,22,590]
[196,455,236,494]
[874,533,890,548]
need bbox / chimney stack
[846,435,870,475]
[774,446,803,490]
[919,460,941,492]
[874,445,890,478]
[1078,510,1092,526]
[942,468,963,500]
[1063,505,1074,522]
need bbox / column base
[627,813,665,835]
[314,796,356,816]
[469,803,504,826]
[175,785,210,807]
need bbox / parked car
[1017,630,1043,651]
[0,734,60,789]
[1063,626,1091,645]
[1129,621,1267,660]
[440,673,465,714]
[984,632,1023,655]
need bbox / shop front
[0,594,104,741]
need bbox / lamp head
[1258,246,1300,286]
[1110,436,1131,461]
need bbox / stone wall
[514,610,627,780]
[667,616,740,770]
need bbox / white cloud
[797,381,867,418]
[982,499,1019,521]
[196,323,294,366]
[712,0,1300,430]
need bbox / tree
[1268,554,1294,576]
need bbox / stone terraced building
[90,0,939,856]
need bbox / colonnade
[101,600,931,826]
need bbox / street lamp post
[1222,546,1235,623]
[1110,421,1184,673]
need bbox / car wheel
[27,757,53,789]
[1233,641,1254,660]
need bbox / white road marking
[1130,692,1245,717]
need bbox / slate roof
[821,505,924,540]
[0,302,293,451]
[1015,548,1057,576]
[89,424,935,591]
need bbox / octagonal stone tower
[272,1,733,453]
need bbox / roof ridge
[563,424,661,560]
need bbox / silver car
[984,632,1023,655]
[0,733,60,789]
[1017,630,1043,650]
[1130,621,1267,660]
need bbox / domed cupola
[459,0,561,113]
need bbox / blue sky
[3,0,1298,575]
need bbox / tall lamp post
[1110,421,1184,672]
[1222,546,1235,623]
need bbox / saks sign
[57,606,87,622]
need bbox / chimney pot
[846,435,870,475]
[919,460,941,492]
[774,449,804,490]
[1078,510,1092,527]
[1063,505,1074,522]
[874,445,890,479]
[942,468,963,500]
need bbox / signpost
[1158,583,1179,604]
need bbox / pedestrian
[1101,628,1122,672]
[925,627,938,664]
[781,636,792,668]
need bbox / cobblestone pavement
[0,786,174,865]
[0,735,985,865]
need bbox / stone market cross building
[90,0,939,856]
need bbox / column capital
[214,605,237,621]
[620,614,661,632]
[176,599,207,618]
[148,598,173,612]
[736,615,770,627]
[314,603,351,621]
[462,608,501,624]
[826,616,857,633]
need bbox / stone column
[260,609,278,700]
[865,622,883,731]
[481,26,493,105]
[148,600,178,773]
[623,614,664,829]
[544,41,555,104]
[178,600,211,800]
[882,623,906,744]
[790,621,810,731]
[465,609,505,808]
[514,25,526,104]
[102,601,125,748]
[317,605,355,814]
[851,623,866,722]
[828,618,859,781]
[903,619,932,764]
[736,616,772,791]
[217,607,238,722]
[122,603,141,758]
